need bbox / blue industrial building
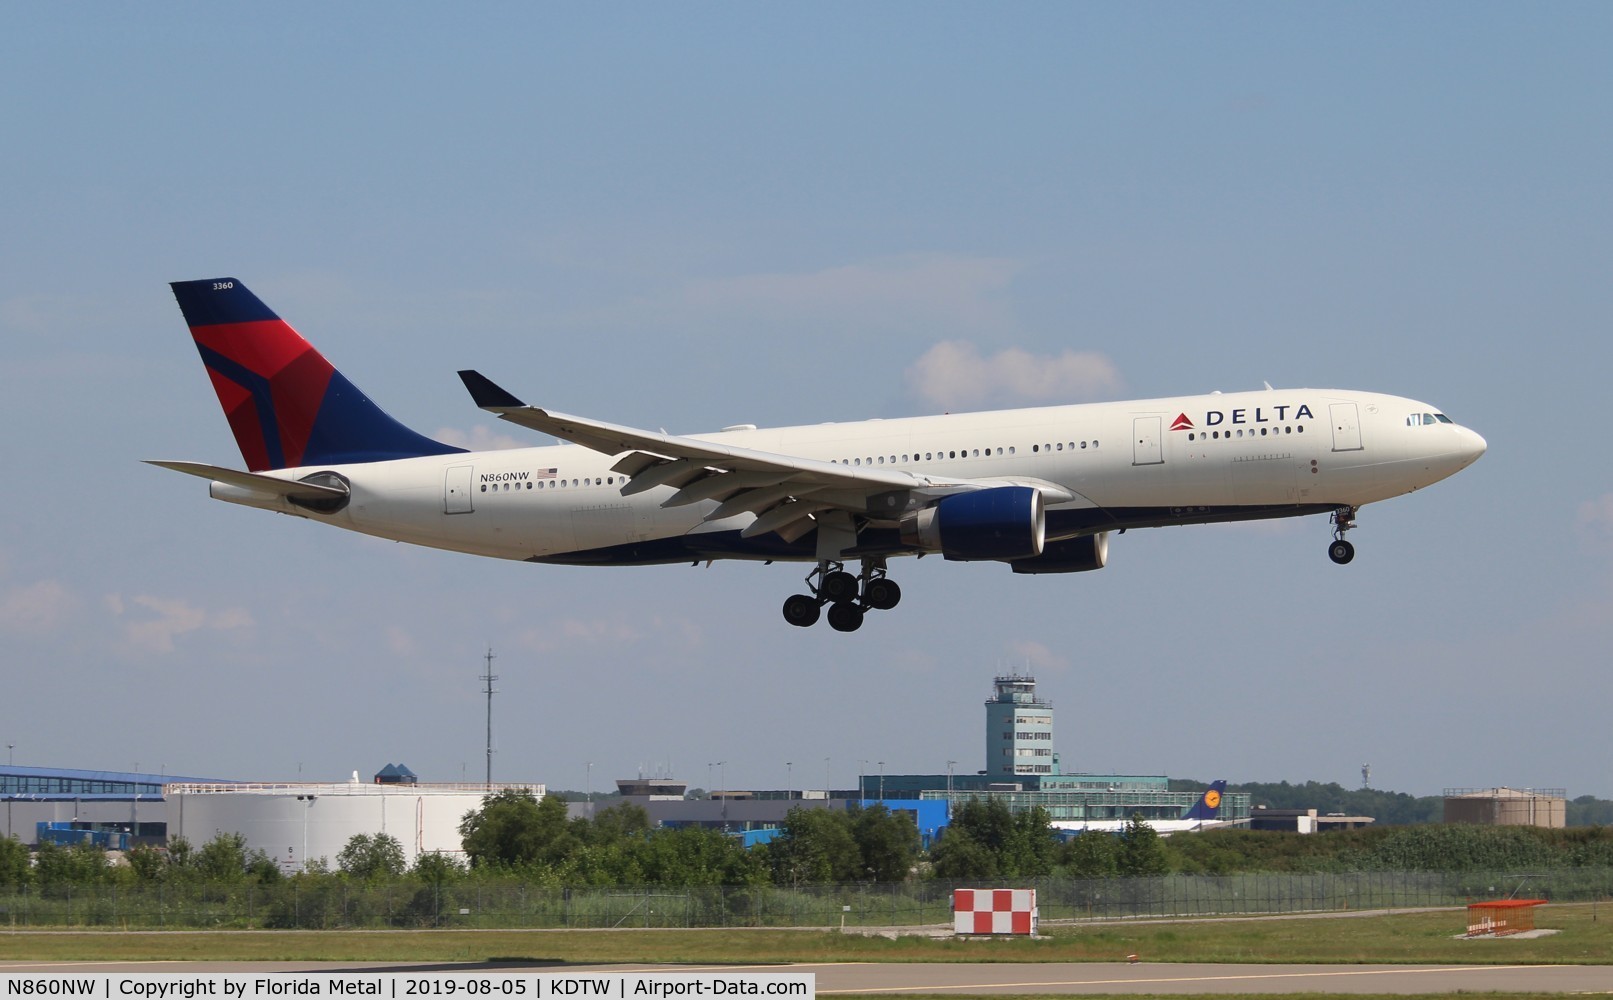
[2,765,229,845]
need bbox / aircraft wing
[459,370,1069,542]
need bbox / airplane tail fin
[1181,780,1227,822]
[170,278,464,471]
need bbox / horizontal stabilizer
[145,461,348,502]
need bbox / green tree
[850,805,921,882]
[931,799,1057,879]
[1001,805,1058,877]
[582,802,652,844]
[929,827,998,879]
[195,831,251,881]
[412,851,466,883]
[637,826,765,887]
[125,843,168,882]
[459,789,574,869]
[246,847,283,884]
[767,807,860,885]
[1116,814,1169,876]
[337,832,407,880]
[1568,796,1613,827]
[35,839,108,887]
[1059,830,1119,879]
[0,834,31,889]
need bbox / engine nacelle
[1009,532,1110,574]
[900,486,1045,561]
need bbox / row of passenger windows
[480,477,620,493]
[1186,426,1304,441]
[483,439,1107,490]
[837,441,1099,466]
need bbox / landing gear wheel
[826,601,865,632]
[1328,539,1355,565]
[863,577,902,611]
[782,594,821,627]
[821,570,860,604]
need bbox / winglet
[458,370,527,410]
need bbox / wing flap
[662,470,796,508]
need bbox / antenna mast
[481,647,498,785]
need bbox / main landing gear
[782,559,902,632]
[1328,506,1358,565]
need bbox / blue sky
[3,4,1610,800]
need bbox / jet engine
[1008,532,1110,574]
[900,486,1044,561]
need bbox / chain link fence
[1,868,1608,929]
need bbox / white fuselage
[205,388,1486,566]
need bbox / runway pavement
[2,959,1611,994]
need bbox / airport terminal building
[856,675,1251,829]
[5,675,1248,859]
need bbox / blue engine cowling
[1008,532,1110,574]
[899,486,1045,561]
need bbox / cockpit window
[1407,412,1455,427]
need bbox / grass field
[1,903,1609,966]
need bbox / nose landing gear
[782,559,902,631]
[1328,506,1358,564]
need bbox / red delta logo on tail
[170,279,461,472]
[1170,413,1194,431]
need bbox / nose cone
[1457,426,1487,466]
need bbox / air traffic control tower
[986,674,1055,777]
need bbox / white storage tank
[165,778,545,870]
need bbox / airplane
[150,278,1487,632]
[1051,781,1234,836]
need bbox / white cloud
[0,580,77,634]
[1004,639,1071,675]
[906,340,1122,409]
[1576,494,1613,544]
[112,594,255,655]
[385,626,419,658]
[433,425,530,451]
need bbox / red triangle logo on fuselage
[1170,413,1194,431]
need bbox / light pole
[878,761,885,802]
[715,761,728,828]
[858,760,867,804]
[586,762,594,809]
[785,761,792,798]
[825,757,831,795]
[946,760,957,799]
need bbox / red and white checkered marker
[953,888,1038,935]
